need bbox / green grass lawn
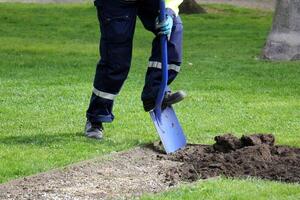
[0,2,299,199]
[142,178,300,200]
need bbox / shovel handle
[154,0,168,119]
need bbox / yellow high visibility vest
[165,0,183,15]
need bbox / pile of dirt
[159,134,300,185]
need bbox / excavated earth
[0,134,299,199]
[160,134,300,185]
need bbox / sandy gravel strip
[197,0,275,10]
[0,147,178,200]
[1,0,275,10]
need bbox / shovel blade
[150,106,187,154]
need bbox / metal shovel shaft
[149,0,187,154]
[154,0,168,121]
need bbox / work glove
[155,14,173,40]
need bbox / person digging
[85,0,186,139]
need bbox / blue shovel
[149,0,187,154]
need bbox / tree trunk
[262,0,300,60]
[179,0,206,14]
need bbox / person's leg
[86,0,137,125]
[138,1,183,109]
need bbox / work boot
[143,90,187,112]
[84,120,103,140]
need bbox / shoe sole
[144,91,187,112]
[162,91,186,107]
[85,133,103,140]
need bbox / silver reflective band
[93,88,117,100]
[148,61,181,72]
[169,64,181,72]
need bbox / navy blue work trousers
[87,0,183,123]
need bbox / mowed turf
[0,3,299,199]
[142,178,300,200]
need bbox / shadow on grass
[0,132,106,146]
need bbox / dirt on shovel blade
[158,134,300,185]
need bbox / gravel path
[0,146,178,200]
[197,0,275,10]
[0,0,276,10]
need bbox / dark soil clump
[159,134,300,185]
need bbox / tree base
[179,0,206,14]
[262,0,300,61]
[262,32,300,61]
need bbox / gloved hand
[155,14,173,40]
